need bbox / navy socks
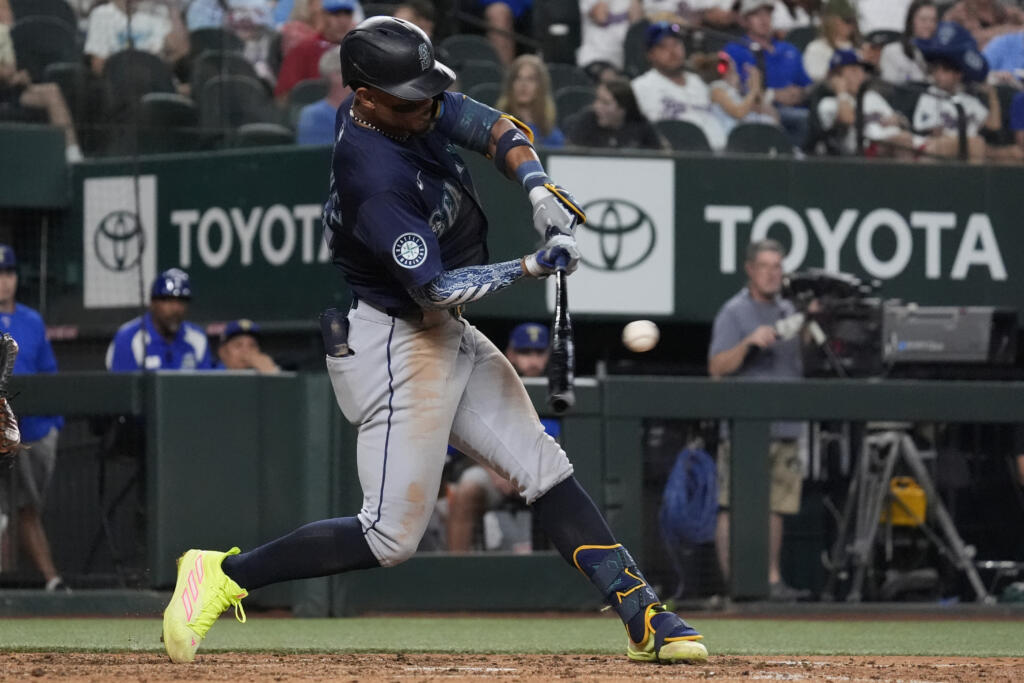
[221,516,379,590]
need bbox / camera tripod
[822,424,993,603]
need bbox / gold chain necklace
[349,108,409,142]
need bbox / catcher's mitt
[0,333,20,455]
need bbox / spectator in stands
[816,49,915,156]
[724,0,812,146]
[0,245,67,592]
[107,268,214,371]
[772,0,816,37]
[879,0,937,85]
[632,20,727,148]
[803,0,860,82]
[280,0,323,57]
[577,0,644,72]
[708,239,810,603]
[983,28,1024,85]
[565,75,667,149]
[696,50,779,140]
[695,0,739,32]
[944,0,1024,49]
[83,0,189,77]
[275,0,356,100]
[296,48,347,145]
[215,319,280,373]
[479,0,532,66]
[186,0,277,85]
[447,323,555,553]
[913,21,1002,162]
[0,9,84,162]
[393,0,436,38]
[855,0,912,35]
[495,54,565,147]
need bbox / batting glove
[522,235,580,278]
[0,397,20,456]
[529,183,586,238]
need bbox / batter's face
[150,298,188,338]
[506,348,549,377]
[0,270,16,310]
[745,250,784,301]
[356,87,436,137]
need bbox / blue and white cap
[151,268,192,300]
[0,244,16,271]
[508,322,550,351]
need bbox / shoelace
[193,585,247,633]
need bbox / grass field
[2,616,1023,657]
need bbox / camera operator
[708,238,810,601]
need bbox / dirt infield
[4,652,1023,682]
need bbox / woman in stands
[803,0,861,82]
[565,76,665,150]
[495,54,565,147]
[879,1,937,84]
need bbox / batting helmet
[339,16,455,100]
[151,268,192,300]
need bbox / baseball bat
[547,255,575,414]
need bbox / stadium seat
[200,75,281,141]
[554,85,596,127]
[457,59,505,91]
[785,25,819,51]
[546,63,591,92]
[10,0,77,29]
[102,49,176,122]
[623,20,651,79]
[655,120,712,153]
[287,78,329,126]
[725,122,794,155]
[10,16,79,83]
[362,2,400,17]
[232,122,296,148]
[440,35,502,67]
[189,27,244,58]
[532,0,582,64]
[191,50,262,103]
[138,93,202,154]
[467,81,501,106]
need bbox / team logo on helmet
[418,43,430,71]
[393,233,428,268]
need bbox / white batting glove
[522,235,580,278]
[529,183,585,238]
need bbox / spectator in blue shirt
[982,29,1024,84]
[0,244,67,591]
[725,0,813,146]
[106,268,214,372]
[296,49,348,145]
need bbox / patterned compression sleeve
[408,259,525,309]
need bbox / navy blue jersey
[323,92,491,311]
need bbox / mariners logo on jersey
[393,233,428,268]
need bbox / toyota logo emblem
[578,199,656,271]
[94,210,146,272]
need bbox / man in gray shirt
[708,238,809,601]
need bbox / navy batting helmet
[151,268,192,300]
[339,16,455,100]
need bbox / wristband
[515,160,550,193]
[494,127,536,175]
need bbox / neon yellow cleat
[162,547,248,663]
[626,603,708,664]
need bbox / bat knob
[548,390,575,415]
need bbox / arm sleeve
[434,91,504,155]
[355,193,443,289]
[408,259,525,309]
[708,307,745,359]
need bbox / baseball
[622,320,660,353]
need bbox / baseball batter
[163,17,706,665]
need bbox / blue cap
[322,0,356,12]
[221,318,261,343]
[645,21,684,49]
[828,49,861,73]
[916,21,989,83]
[150,268,192,300]
[508,323,549,351]
[0,244,16,271]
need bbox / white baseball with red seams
[622,320,660,353]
